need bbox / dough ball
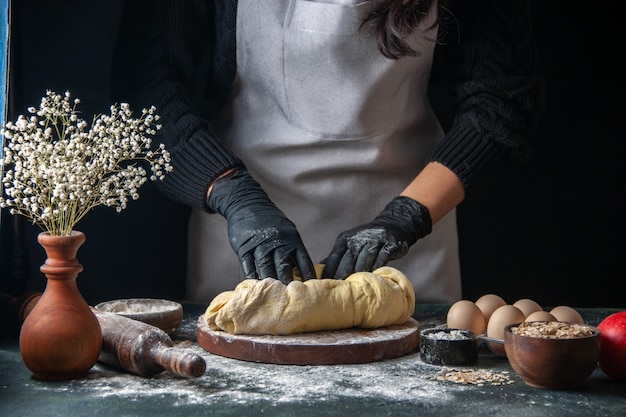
[204,266,415,335]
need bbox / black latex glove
[321,196,432,279]
[206,170,316,284]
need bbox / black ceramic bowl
[419,328,478,366]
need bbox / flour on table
[33,341,464,407]
[29,314,519,408]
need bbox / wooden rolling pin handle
[156,347,207,378]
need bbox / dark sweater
[112,0,544,211]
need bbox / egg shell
[513,298,543,317]
[524,310,556,322]
[475,294,506,329]
[446,300,486,335]
[549,306,585,324]
[487,304,526,356]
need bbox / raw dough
[204,266,415,335]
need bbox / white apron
[187,0,461,302]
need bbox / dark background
[1,1,624,308]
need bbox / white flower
[0,90,172,236]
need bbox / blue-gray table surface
[1,303,625,417]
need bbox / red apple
[597,310,626,380]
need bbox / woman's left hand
[321,196,432,279]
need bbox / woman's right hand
[206,170,316,284]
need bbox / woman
[112,0,543,302]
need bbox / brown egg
[446,300,485,335]
[475,294,506,330]
[487,305,526,356]
[513,298,542,317]
[524,310,556,322]
[549,306,585,324]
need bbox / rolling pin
[92,309,206,378]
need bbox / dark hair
[364,0,440,59]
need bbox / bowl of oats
[504,321,600,389]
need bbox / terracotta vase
[19,231,102,380]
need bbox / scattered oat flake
[431,368,514,386]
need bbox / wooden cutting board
[196,315,420,365]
